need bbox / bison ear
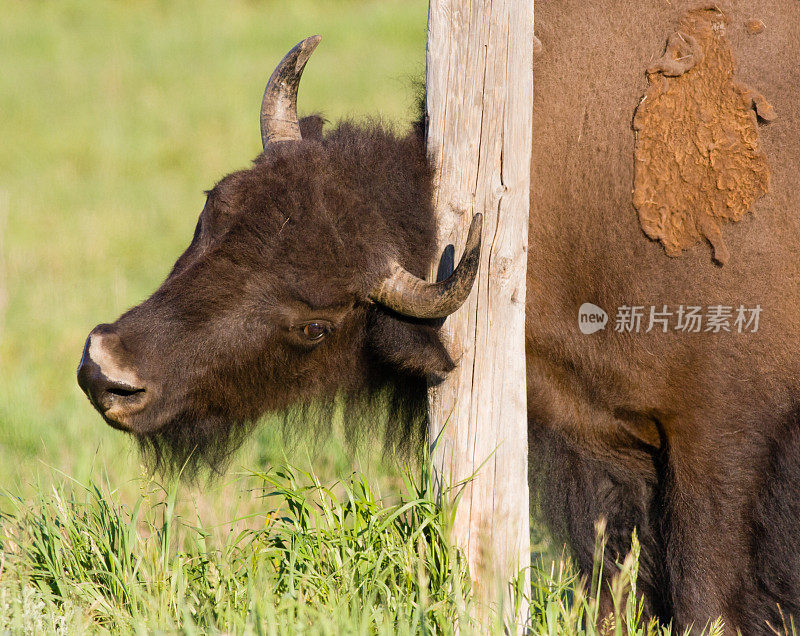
[368,311,455,384]
[299,115,325,141]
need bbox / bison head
[77,37,481,474]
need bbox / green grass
[1,463,471,634]
[1,461,714,635]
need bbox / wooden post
[425,0,533,626]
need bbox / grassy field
[0,1,727,633]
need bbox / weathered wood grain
[425,0,534,628]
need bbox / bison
[78,1,800,632]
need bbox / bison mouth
[97,385,148,430]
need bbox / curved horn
[260,35,321,148]
[370,214,483,319]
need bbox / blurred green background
[0,0,429,507]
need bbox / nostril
[106,385,145,398]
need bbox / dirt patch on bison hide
[633,5,774,265]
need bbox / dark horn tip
[293,35,322,67]
[469,213,483,241]
[462,213,483,258]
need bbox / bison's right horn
[370,214,483,319]
[260,35,321,148]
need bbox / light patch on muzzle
[87,332,143,389]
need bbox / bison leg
[663,420,779,634]
[732,414,800,633]
[529,424,670,623]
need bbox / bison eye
[300,321,331,342]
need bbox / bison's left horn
[370,214,483,319]
[260,35,321,148]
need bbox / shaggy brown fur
[98,118,453,474]
[79,2,800,632]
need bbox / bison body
[530,0,800,630]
